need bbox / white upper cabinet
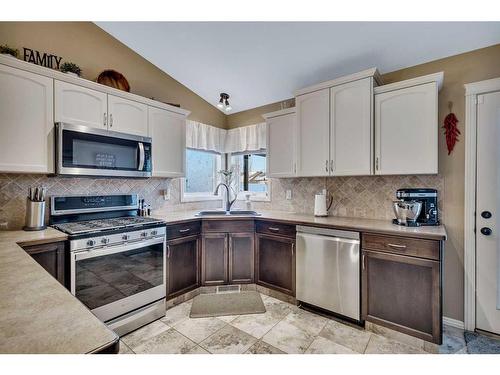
[55,80,107,129]
[148,106,186,177]
[263,108,296,178]
[375,74,442,175]
[330,77,373,176]
[107,95,148,136]
[296,88,330,176]
[0,64,54,173]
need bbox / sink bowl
[195,210,261,217]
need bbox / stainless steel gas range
[50,194,166,336]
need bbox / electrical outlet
[162,188,171,201]
[285,190,292,200]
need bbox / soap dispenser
[245,193,252,211]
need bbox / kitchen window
[229,152,269,201]
[181,148,223,202]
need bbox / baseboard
[443,316,465,330]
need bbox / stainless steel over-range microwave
[55,123,152,178]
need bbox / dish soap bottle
[245,193,252,211]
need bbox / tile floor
[118,293,499,354]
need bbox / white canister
[314,194,328,217]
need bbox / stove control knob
[141,231,148,238]
[101,238,110,245]
[86,239,96,247]
[151,230,158,236]
[122,234,130,241]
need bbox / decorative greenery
[60,62,82,77]
[0,44,19,58]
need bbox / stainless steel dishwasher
[296,226,360,321]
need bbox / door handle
[481,211,492,219]
[480,227,492,236]
[291,242,294,257]
[330,160,334,172]
[325,160,328,172]
[179,228,191,233]
[362,254,366,270]
[268,227,280,232]
[138,142,145,171]
[104,113,107,127]
[166,245,171,258]
[375,157,379,171]
[110,113,113,127]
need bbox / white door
[54,80,107,129]
[296,88,330,176]
[476,91,500,335]
[267,112,296,177]
[375,82,438,175]
[148,106,186,177]
[108,95,148,136]
[0,64,54,173]
[330,77,373,176]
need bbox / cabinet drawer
[202,219,254,233]
[167,220,201,240]
[256,220,296,238]
[362,233,440,261]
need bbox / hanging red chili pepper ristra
[443,101,460,155]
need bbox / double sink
[195,210,261,217]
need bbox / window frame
[228,151,271,202]
[181,148,224,203]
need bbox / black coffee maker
[393,188,439,226]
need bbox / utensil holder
[23,199,46,231]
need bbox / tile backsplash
[0,174,221,230]
[0,173,443,230]
[243,174,444,221]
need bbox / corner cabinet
[0,64,54,173]
[374,73,442,175]
[201,220,255,286]
[263,108,296,177]
[148,106,186,177]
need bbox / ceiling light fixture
[217,93,231,112]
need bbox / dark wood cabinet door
[201,233,228,286]
[167,234,200,299]
[229,233,255,284]
[362,249,442,344]
[255,233,295,296]
[22,241,66,286]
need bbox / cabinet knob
[480,227,492,236]
[481,211,492,219]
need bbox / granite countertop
[0,228,119,354]
[154,210,447,240]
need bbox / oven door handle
[138,142,145,171]
[73,236,165,261]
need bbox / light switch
[285,190,292,200]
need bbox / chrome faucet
[214,183,237,212]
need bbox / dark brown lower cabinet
[201,233,228,285]
[167,234,200,299]
[362,249,442,344]
[201,231,255,286]
[22,241,67,286]
[255,233,295,296]
[229,233,255,284]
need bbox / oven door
[56,123,152,178]
[70,236,166,322]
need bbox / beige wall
[229,44,500,321]
[0,22,226,128]
[226,99,295,128]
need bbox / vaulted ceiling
[97,22,500,113]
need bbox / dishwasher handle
[296,225,359,241]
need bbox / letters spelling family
[23,47,62,69]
